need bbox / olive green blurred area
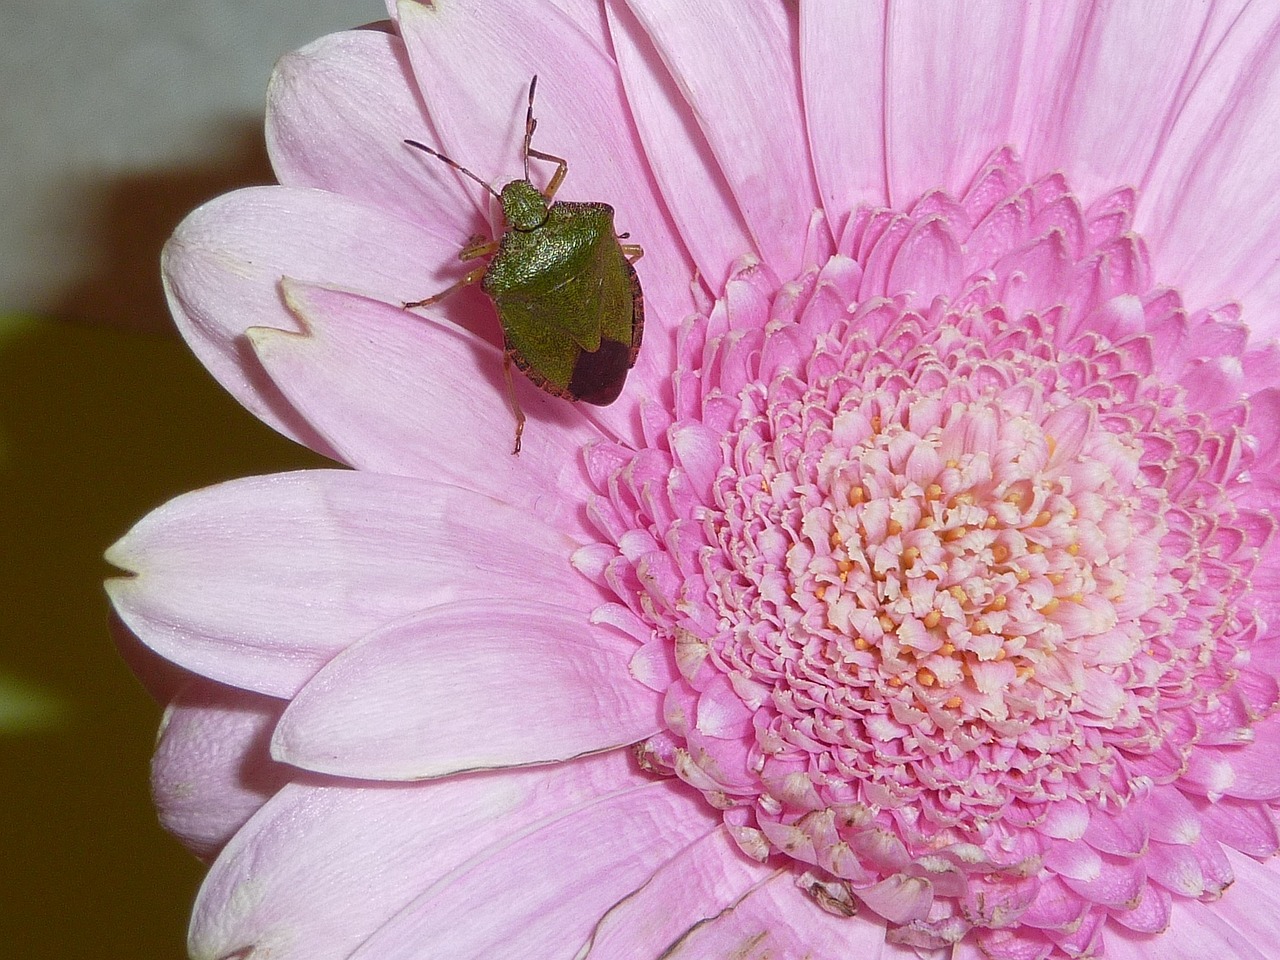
[0,311,325,956]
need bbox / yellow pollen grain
[946,459,960,470]
[887,676,903,687]
[1067,543,1080,556]
[837,559,854,575]
[987,595,1008,611]
[971,619,990,636]
[1067,592,1084,604]
[1047,572,1065,585]
[902,547,920,569]
[945,696,963,709]
[848,486,866,506]
[854,637,870,651]
[1015,568,1031,583]
[815,584,827,601]
[1031,510,1053,528]
[926,483,944,501]
[871,415,882,432]
[878,614,895,632]
[991,544,1010,563]
[830,529,843,548]
[1027,542,1044,554]
[1039,597,1060,615]
[916,668,937,687]
[1046,435,1057,457]
[954,492,975,506]
[994,648,1007,661]
[924,610,942,629]
[984,516,998,529]
[943,527,967,542]
[887,519,904,536]
[939,642,955,656]
[1016,665,1034,680]
[949,586,969,604]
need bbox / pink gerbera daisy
[107,2,1280,958]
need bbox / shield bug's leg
[523,75,570,200]
[620,243,644,264]
[402,264,487,309]
[459,238,502,262]
[528,148,568,201]
[502,352,527,455]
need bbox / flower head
[108,3,1280,959]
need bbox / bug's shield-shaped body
[482,199,643,406]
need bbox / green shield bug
[403,76,644,454]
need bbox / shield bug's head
[500,178,550,231]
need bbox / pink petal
[660,871,889,959]
[162,186,469,452]
[248,280,599,532]
[1106,848,1280,960]
[191,751,640,960]
[579,828,768,958]
[1183,721,1280,801]
[1023,2,1215,202]
[1138,4,1280,338]
[624,0,824,279]
[266,29,477,238]
[394,0,695,427]
[605,0,754,288]
[346,780,719,960]
[881,4,1025,207]
[106,470,595,697]
[800,2,888,227]
[151,681,289,861]
[273,599,659,779]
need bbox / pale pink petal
[162,186,472,450]
[1106,849,1280,960]
[624,0,824,278]
[347,781,719,960]
[606,0,754,287]
[266,28,478,236]
[151,681,289,862]
[1022,1,1216,202]
[247,280,599,527]
[191,751,640,960]
[800,2,888,226]
[394,0,696,427]
[880,4,1025,207]
[578,828,769,958]
[106,470,595,697]
[661,871,889,959]
[1138,4,1280,337]
[273,599,658,779]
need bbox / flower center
[579,155,1276,948]
[711,312,1172,824]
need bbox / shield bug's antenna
[522,75,539,182]
[404,139,502,202]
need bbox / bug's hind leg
[402,264,487,309]
[619,243,644,264]
[502,352,527,455]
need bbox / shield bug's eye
[401,76,645,455]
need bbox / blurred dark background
[0,2,376,955]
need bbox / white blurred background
[1,0,382,329]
